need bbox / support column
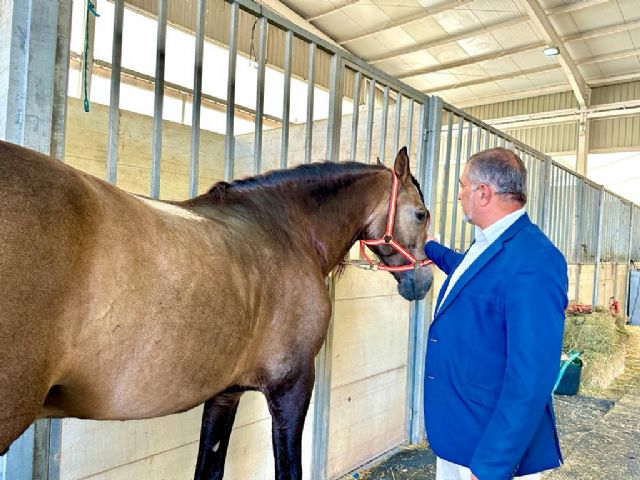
[0,1,70,478]
[576,111,590,176]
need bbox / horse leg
[264,368,315,480]
[193,391,243,480]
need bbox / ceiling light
[543,46,560,56]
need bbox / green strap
[553,350,581,394]
[83,0,100,112]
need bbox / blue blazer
[424,213,568,480]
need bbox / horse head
[363,147,434,301]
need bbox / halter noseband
[358,170,433,272]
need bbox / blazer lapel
[433,213,532,321]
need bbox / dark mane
[206,161,386,199]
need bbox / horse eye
[415,211,426,222]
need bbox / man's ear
[393,146,410,180]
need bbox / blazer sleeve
[469,247,568,480]
[424,240,464,275]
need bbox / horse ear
[393,146,410,180]
[376,156,384,166]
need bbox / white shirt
[438,207,526,310]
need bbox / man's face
[458,165,478,224]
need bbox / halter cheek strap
[359,171,433,272]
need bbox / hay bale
[563,311,629,389]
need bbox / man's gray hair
[466,147,527,204]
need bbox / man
[423,148,568,480]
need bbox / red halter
[359,171,433,272]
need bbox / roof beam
[577,48,640,65]
[340,0,473,45]
[564,17,640,42]
[398,42,544,79]
[546,0,608,16]
[307,1,359,22]
[454,85,572,108]
[369,16,527,64]
[421,64,560,94]
[520,0,589,107]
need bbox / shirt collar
[474,207,526,246]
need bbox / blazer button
[427,375,435,380]
[429,338,438,343]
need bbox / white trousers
[436,457,541,480]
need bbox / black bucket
[555,358,583,396]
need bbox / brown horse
[0,139,433,479]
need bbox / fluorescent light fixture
[543,46,560,56]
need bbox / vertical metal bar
[449,116,464,248]
[311,276,336,480]
[485,129,491,149]
[51,0,72,161]
[304,42,316,164]
[253,16,268,174]
[393,93,402,154]
[593,185,605,306]
[415,102,425,177]
[224,2,239,181]
[406,98,414,154]
[326,54,343,162]
[625,207,635,314]
[189,0,206,196]
[379,85,390,162]
[107,0,124,185]
[541,156,553,235]
[349,70,361,161]
[475,125,481,153]
[461,121,473,249]
[408,95,441,444]
[280,30,293,169]
[150,0,167,199]
[438,111,454,242]
[364,78,376,163]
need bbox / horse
[0,139,434,479]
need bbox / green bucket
[555,357,583,396]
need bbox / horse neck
[289,168,390,276]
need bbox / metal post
[311,276,336,480]
[189,0,206,196]
[625,207,635,314]
[51,0,72,161]
[438,111,453,241]
[392,93,402,155]
[150,0,167,199]
[364,78,375,163]
[349,70,361,161]
[541,156,553,235]
[107,0,124,185]
[253,17,268,174]
[224,2,239,181]
[405,98,414,154]
[593,185,605,306]
[326,54,343,163]
[461,121,473,249]
[407,96,441,444]
[280,30,293,169]
[449,116,464,249]
[304,42,316,164]
[379,85,389,162]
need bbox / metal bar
[408,96,441,444]
[450,116,464,248]
[438,111,454,241]
[541,156,553,235]
[326,53,343,162]
[151,0,167,199]
[625,207,635,314]
[485,129,491,149]
[393,93,402,155]
[349,70,361,161]
[304,42,316,164]
[311,276,336,479]
[51,0,72,161]
[461,120,474,249]
[189,0,206,196]
[253,16,268,174]
[475,124,482,153]
[280,30,293,169]
[224,2,239,181]
[364,78,376,163]
[593,185,605,306]
[379,85,390,162]
[107,0,124,185]
[415,102,425,179]
[406,98,414,154]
